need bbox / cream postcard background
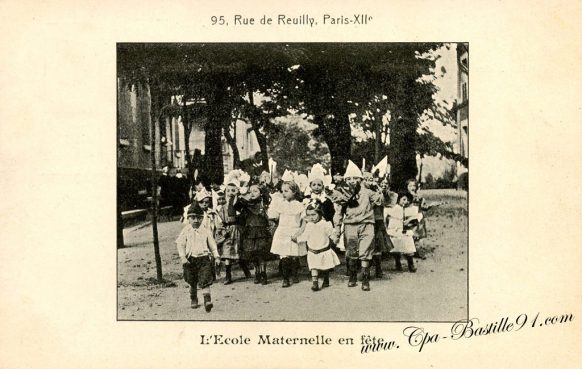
[0,0,580,368]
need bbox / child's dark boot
[282,259,291,288]
[374,255,383,279]
[240,261,252,279]
[322,271,330,288]
[203,293,213,312]
[190,286,199,309]
[394,253,403,271]
[361,266,371,291]
[223,264,233,285]
[261,269,268,285]
[292,258,300,283]
[348,259,358,287]
[406,255,417,273]
[254,264,261,284]
[311,279,320,291]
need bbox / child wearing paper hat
[303,163,335,223]
[234,183,273,285]
[331,160,384,291]
[362,171,392,279]
[215,180,252,284]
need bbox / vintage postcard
[0,1,580,368]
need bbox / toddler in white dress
[294,199,341,291]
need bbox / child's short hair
[405,179,417,188]
[397,192,412,203]
[187,202,204,218]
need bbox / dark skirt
[373,220,393,254]
[239,226,272,261]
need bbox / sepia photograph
[116,43,469,321]
[4,0,582,366]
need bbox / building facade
[117,78,162,210]
[161,99,259,174]
[117,78,259,210]
[456,43,469,159]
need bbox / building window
[462,83,468,102]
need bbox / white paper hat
[225,178,240,188]
[195,188,212,202]
[239,171,250,185]
[308,163,326,183]
[371,155,390,178]
[281,169,294,182]
[323,174,333,188]
[212,186,226,206]
[344,160,363,178]
[224,170,239,188]
[295,174,309,193]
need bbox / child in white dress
[268,181,306,287]
[294,200,340,291]
[386,193,421,272]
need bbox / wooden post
[117,205,124,249]
[148,82,163,283]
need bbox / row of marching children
[175,159,428,312]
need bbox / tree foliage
[118,43,450,189]
[268,116,330,172]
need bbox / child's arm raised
[267,197,281,220]
[368,187,385,206]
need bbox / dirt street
[117,190,467,321]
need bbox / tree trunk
[148,81,163,283]
[254,123,269,171]
[390,79,419,191]
[248,90,269,171]
[390,116,418,191]
[223,122,241,169]
[205,87,227,185]
[181,96,193,181]
[315,112,351,176]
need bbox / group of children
[175,160,428,312]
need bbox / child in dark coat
[233,184,272,285]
